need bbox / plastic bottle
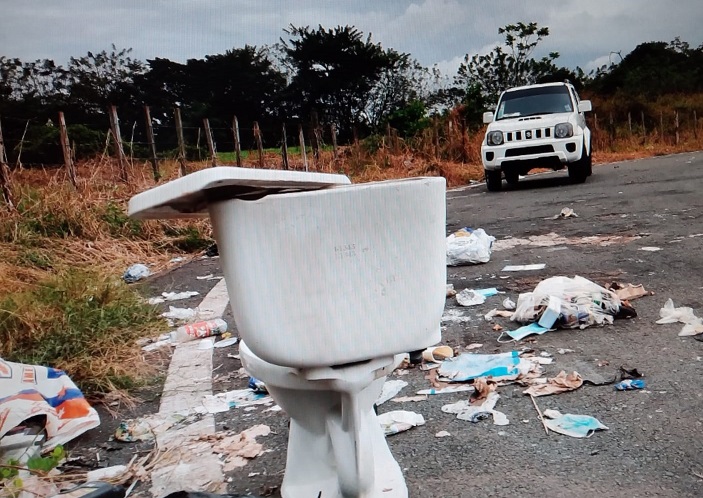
[614,379,646,391]
[169,318,228,344]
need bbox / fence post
[460,118,468,163]
[108,105,128,182]
[143,106,160,181]
[58,112,78,188]
[628,112,632,136]
[174,107,188,176]
[641,111,646,144]
[253,121,264,168]
[281,123,289,170]
[15,120,29,170]
[203,118,217,167]
[330,123,338,161]
[660,110,664,141]
[310,111,320,167]
[232,116,242,167]
[0,117,15,211]
[299,124,308,172]
[675,111,680,145]
[594,113,598,131]
[694,110,698,139]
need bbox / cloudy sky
[2,0,701,75]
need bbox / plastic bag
[446,228,495,266]
[512,275,621,329]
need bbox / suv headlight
[555,123,573,138]
[487,130,503,145]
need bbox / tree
[456,22,560,104]
[65,45,145,119]
[279,24,408,140]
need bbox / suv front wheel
[486,170,502,191]
[568,145,590,184]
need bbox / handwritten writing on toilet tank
[334,243,370,260]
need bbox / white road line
[150,278,231,497]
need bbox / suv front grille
[505,128,551,142]
[505,145,555,157]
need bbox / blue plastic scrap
[438,351,522,382]
[502,322,550,342]
[614,379,646,391]
[543,412,609,438]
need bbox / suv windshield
[495,86,573,120]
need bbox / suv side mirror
[483,111,494,124]
[578,100,592,113]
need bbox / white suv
[480,81,593,191]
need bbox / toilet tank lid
[128,167,351,219]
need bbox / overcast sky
[2,0,701,76]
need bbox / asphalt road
[70,153,703,497]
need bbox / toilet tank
[209,177,446,368]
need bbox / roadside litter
[484,309,513,321]
[441,391,509,425]
[639,246,662,252]
[605,282,653,301]
[114,412,199,442]
[549,207,578,219]
[441,309,472,324]
[512,275,630,330]
[197,389,272,414]
[421,345,454,363]
[0,360,100,451]
[201,424,270,472]
[148,291,200,305]
[615,379,646,390]
[169,318,228,344]
[377,380,408,405]
[377,410,426,436]
[417,385,474,395]
[523,371,583,397]
[502,264,546,272]
[446,284,457,297]
[542,410,608,438]
[248,377,268,394]
[435,431,451,438]
[446,228,495,266]
[656,298,703,336]
[214,337,238,348]
[437,351,533,383]
[456,287,499,307]
[498,323,550,342]
[161,306,199,324]
[503,297,516,310]
[123,263,150,283]
[392,395,427,403]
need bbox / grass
[0,122,701,396]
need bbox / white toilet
[129,167,447,498]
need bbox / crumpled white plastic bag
[656,298,703,336]
[446,228,495,266]
[512,275,621,329]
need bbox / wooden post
[594,113,598,131]
[281,123,289,170]
[628,112,632,136]
[143,106,160,181]
[330,123,338,160]
[203,118,217,167]
[58,112,78,188]
[386,122,392,151]
[253,121,264,168]
[310,111,320,166]
[675,111,680,145]
[460,118,468,163]
[608,113,615,149]
[174,107,188,175]
[196,127,202,161]
[641,111,646,143]
[660,110,664,141]
[433,119,440,159]
[232,116,242,167]
[0,117,15,210]
[108,105,128,182]
[299,124,308,172]
[694,110,698,139]
[15,119,29,170]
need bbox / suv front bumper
[481,135,585,171]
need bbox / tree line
[1,22,702,165]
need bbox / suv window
[496,86,573,120]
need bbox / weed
[0,269,167,394]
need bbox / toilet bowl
[128,167,447,498]
[240,341,407,497]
